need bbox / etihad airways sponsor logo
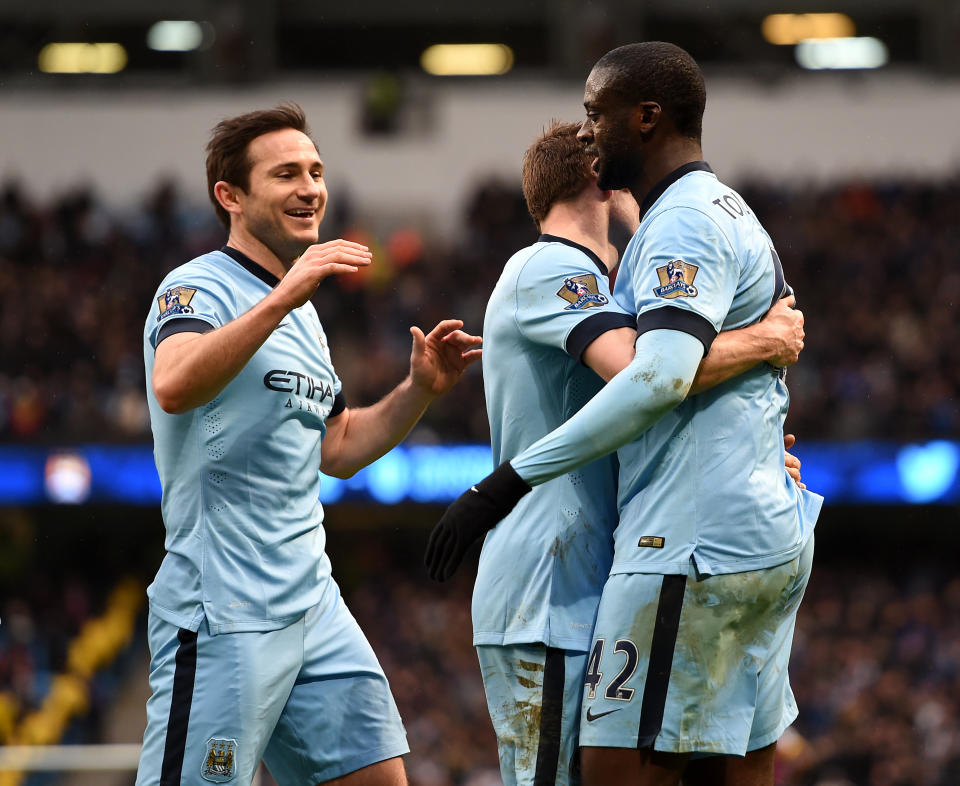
[263,370,334,402]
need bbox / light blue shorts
[135,582,408,785]
[477,643,588,786]
[579,536,814,757]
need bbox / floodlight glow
[421,44,514,76]
[45,454,92,504]
[367,450,412,504]
[4,441,960,507]
[796,37,888,70]
[38,43,128,74]
[897,441,960,503]
[762,13,855,45]
[147,21,207,52]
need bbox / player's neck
[540,201,615,273]
[631,138,704,207]
[225,227,295,281]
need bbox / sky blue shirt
[473,235,635,651]
[609,163,822,576]
[143,247,344,634]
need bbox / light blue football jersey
[143,247,344,634]
[610,163,822,576]
[473,235,635,651]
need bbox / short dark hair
[521,121,594,229]
[205,103,315,229]
[594,42,706,141]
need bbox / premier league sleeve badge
[653,260,699,299]
[157,286,198,322]
[556,273,609,310]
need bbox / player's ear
[214,181,243,217]
[631,101,662,136]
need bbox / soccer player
[137,104,480,786]
[429,44,824,786]
[466,121,807,786]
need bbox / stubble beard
[597,157,636,192]
[253,215,318,265]
[596,125,644,192]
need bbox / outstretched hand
[274,240,372,312]
[425,462,531,581]
[410,319,482,397]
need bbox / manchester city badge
[201,738,237,783]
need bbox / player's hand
[783,433,806,489]
[425,462,531,581]
[760,295,804,368]
[409,319,483,397]
[273,240,373,311]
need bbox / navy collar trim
[538,234,608,275]
[220,246,281,288]
[640,161,714,217]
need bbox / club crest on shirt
[653,260,699,299]
[156,286,198,322]
[201,738,237,782]
[556,274,609,310]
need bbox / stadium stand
[0,162,958,786]
[0,174,957,447]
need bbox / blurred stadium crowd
[1,169,959,785]
[0,171,957,445]
[2,531,960,786]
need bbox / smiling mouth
[285,209,316,220]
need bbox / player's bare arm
[690,294,803,393]
[152,240,371,414]
[582,326,638,381]
[320,319,482,478]
[582,295,802,389]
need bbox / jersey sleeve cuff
[565,312,637,363]
[155,317,216,347]
[328,391,346,418]
[635,306,718,353]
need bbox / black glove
[424,461,532,581]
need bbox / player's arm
[581,327,637,381]
[153,241,370,414]
[581,294,802,388]
[691,295,803,393]
[425,327,702,580]
[519,327,701,480]
[319,320,482,478]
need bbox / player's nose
[577,120,593,144]
[296,173,322,201]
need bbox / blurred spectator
[785,567,960,786]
